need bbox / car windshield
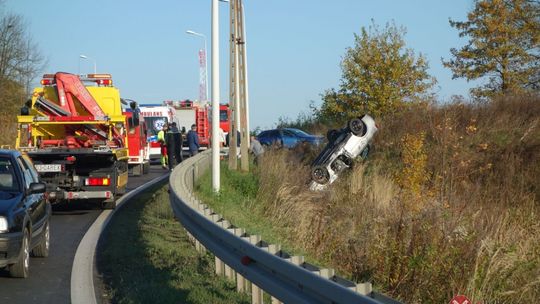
[286,128,311,137]
[0,157,20,192]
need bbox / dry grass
[255,95,540,303]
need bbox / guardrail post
[319,268,335,279]
[220,220,236,281]
[356,282,373,295]
[266,244,282,304]
[249,235,263,304]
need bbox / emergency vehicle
[139,105,176,159]
[122,99,150,176]
[16,72,128,209]
[164,100,230,148]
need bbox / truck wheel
[103,198,116,210]
[10,228,30,278]
[143,162,150,174]
[32,220,50,258]
[131,164,142,176]
[311,166,330,185]
[348,118,366,136]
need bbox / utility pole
[228,0,238,170]
[228,0,250,172]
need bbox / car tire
[327,129,339,142]
[32,221,50,258]
[311,165,330,185]
[348,118,366,136]
[10,228,30,278]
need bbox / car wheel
[311,166,330,185]
[10,228,30,278]
[32,220,50,258]
[348,118,366,136]
[327,129,339,142]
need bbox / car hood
[0,192,23,214]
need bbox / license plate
[35,164,63,172]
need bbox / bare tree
[0,13,46,94]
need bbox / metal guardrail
[169,149,401,304]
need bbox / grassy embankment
[98,182,250,304]
[195,96,540,304]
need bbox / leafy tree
[444,0,540,98]
[318,22,436,122]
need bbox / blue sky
[5,0,475,130]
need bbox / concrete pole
[241,1,250,140]
[211,0,220,192]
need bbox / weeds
[250,95,540,303]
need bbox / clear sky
[4,0,475,130]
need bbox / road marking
[71,173,170,304]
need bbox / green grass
[98,182,250,304]
[194,162,321,264]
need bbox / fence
[169,149,401,304]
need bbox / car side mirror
[29,182,46,194]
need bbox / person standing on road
[218,127,226,148]
[165,123,178,170]
[249,135,264,165]
[170,122,183,165]
[157,123,168,169]
[187,124,200,157]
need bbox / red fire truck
[122,99,150,175]
[164,100,230,148]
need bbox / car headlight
[0,217,7,233]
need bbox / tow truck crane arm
[54,72,107,117]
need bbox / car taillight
[41,79,52,85]
[85,177,111,186]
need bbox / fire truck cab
[122,99,150,176]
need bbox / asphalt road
[0,164,167,304]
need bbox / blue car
[257,128,323,148]
[0,149,51,278]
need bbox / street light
[79,54,96,74]
[186,30,208,103]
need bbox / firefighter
[166,122,183,169]
[187,124,200,156]
[157,123,168,169]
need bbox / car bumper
[0,231,23,267]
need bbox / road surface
[0,165,167,304]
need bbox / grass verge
[194,161,325,267]
[97,182,250,304]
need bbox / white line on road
[71,173,169,304]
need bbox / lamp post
[79,54,96,74]
[186,30,208,103]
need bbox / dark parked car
[257,128,323,148]
[0,149,51,278]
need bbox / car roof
[0,149,21,158]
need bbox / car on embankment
[0,149,51,278]
[257,128,324,148]
[310,114,378,190]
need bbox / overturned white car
[310,114,378,190]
